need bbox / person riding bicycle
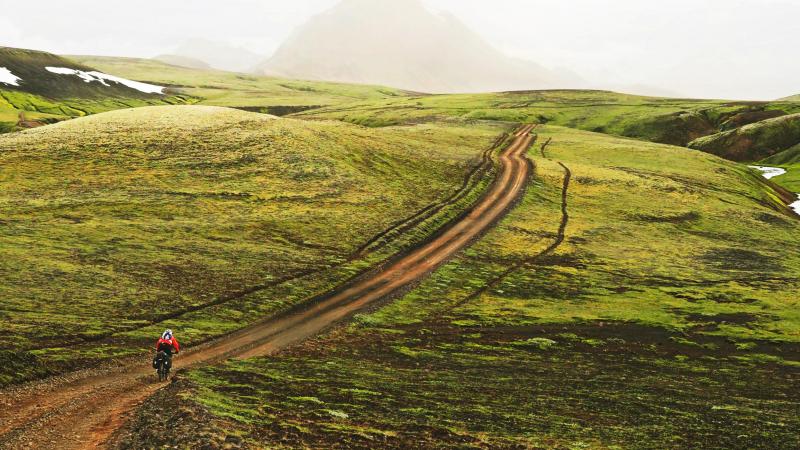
[153,329,180,372]
[155,329,180,355]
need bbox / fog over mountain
[255,0,582,93]
[2,0,798,99]
[173,38,264,73]
[154,54,213,70]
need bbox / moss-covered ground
[758,145,800,193]
[122,126,800,449]
[0,48,196,131]
[3,52,800,449]
[0,105,510,386]
[0,88,195,132]
[69,56,407,110]
[53,57,800,165]
[298,90,800,150]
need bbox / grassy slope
[298,90,800,155]
[0,105,509,386]
[69,56,408,110]
[3,52,799,448]
[0,48,194,132]
[29,55,800,166]
[0,47,150,99]
[123,126,800,449]
[771,167,800,193]
[689,113,800,161]
[758,144,800,192]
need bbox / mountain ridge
[255,0,579,93]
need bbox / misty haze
[1,1,799,449]
[2,0,799,99]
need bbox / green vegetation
[1,50,410,133]
[758,144,800,192]
[297,91,800,163]
[70,56,408,110]
[770,167,800,193]
[0,47,193,131]
[761,143,800,166]
[8,50,800,168]
[20,52,800,167]
[124,126,800,448]
[690,113,800,161]
[0,47,154,99]
[3,47,800,448]
[0,105,509,386]
[0,88,193,130]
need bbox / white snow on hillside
[750,165,787,179]
[0,67,21,86]
[45,67,164,94]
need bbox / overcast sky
[1,0,798,100]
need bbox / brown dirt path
[0,125,535,450]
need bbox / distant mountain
[154,54,212,70]
[172,39,263,73]
[781,94,800,101]
[254,0,579,93]
[0,46,164,98]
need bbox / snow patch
[0,67,21,86]
[45,67,164,94]
[749,165,786,179]
[751,165,800,216]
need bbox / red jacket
[155,337,180,353]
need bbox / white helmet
[162,329,173,340]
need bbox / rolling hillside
[299,90,800,155]
[0,47,165,99]
[1,44,799,450]
[122,124,800,449]
[70,55,408,112]
[0,47,191,132]
[62,55,800,165]
[0,105,507,386]
[761,144,800,166]
[689,113,800,161]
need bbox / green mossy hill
[689,113,800,161]
[0,105,506,386]
[69,55,408,110]
[299,90,800,151]
[0,48,194,133]
[120,126,800,449]
[57,56,800,165]
[0,47,158,99]
[760,142,800,165]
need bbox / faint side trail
[449,152,572,310]
[0,125,535,450]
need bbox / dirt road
[0,124,535,450]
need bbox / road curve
[0,124,535,450]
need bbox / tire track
[0,124,536,450]
[351,129,513,257]
[449,153,571,310]
[20,129,513,352]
